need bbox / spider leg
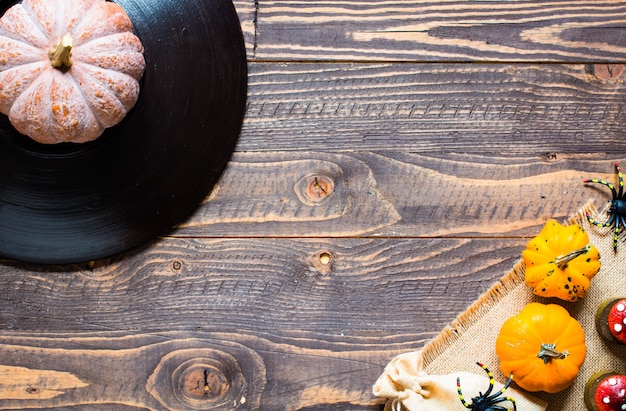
[616,163,624,198]
[487,398,517,411]
[584,178,618,198]
[586,211,614,228]
[618,215,626,250]
[501,397,517,411]
[456,376,473,409]
[485,373,513,401]
[476,362,495,396]
[487,397,517,411]
[613,216,623,253]
[486,372,514,402]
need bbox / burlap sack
[374,201,626,410]
[373,351,547,410]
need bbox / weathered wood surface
[175,152,626,238]
[1,1,626,410]
[234,0,626,62]
[236,63,626,153]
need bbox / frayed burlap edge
[373,198,626,410]
[419,200,598,367]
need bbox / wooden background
[1,1,626,410]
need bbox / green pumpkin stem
[554,244,591,270]
[48,33,73,69]
[537,343,569,364]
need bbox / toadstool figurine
[0,0,146,144]
[596,298,626,345]
[585,372,626,411]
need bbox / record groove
[0,0,247,263]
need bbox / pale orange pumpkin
[0,0,146,144]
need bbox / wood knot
[589,64,624,81]
[180,363,228,402]
[25,387,40,395]
[148,350,248,410]
[295,174,335,206]
[147,343,264,410]
[542,152,558,162]
[173,358,243,409]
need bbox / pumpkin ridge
[20,1,57,45]
[70,1,134,47]
[72,33,145,80]
[72,62,140,109]
[8,71,53,141]
[63,0,103,42]
[0,61,49,113]
[554,318,586,347]
[0,35,46,71]
[72,58,144,85]
[73,31,141,48]
[49,70,102,143]
[0,4,49,48]
[58,66,109,132]
[69,63,133,128]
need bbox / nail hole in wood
[319,252,331,265]
[308,250,334,275]
[171,259,183,272]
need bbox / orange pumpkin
[522,219,600,301]
[0,0,145,144]
[496,302,586,393]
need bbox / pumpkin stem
[554,244,591,270]
[537,343,569,364]
[48,33,73,70]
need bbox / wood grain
[0,236,523,409]
[234,0,626,62]
[0,237,524,336]
[0,331,394,410]
[239,62,626,153]
[1,1,626,410]
[174,152,626,237]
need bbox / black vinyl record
[0,0,247,264]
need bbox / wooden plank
[0,236,525,409]
[0,332,394,410]
[233,0,626,62]
[233,0,257,58]
[0,237,523,336]
[239,62,626,153]
[1,2,623,410]
[174,151,625,237]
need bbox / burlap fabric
[374,201,626,410]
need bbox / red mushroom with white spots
[585,372,626,411]
[596,298,626,344]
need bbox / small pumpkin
[496,302,586,393]
[0,0,146,144]
[522,219,600,301]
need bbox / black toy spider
[584,162,626,253]
[457,362,516,411]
